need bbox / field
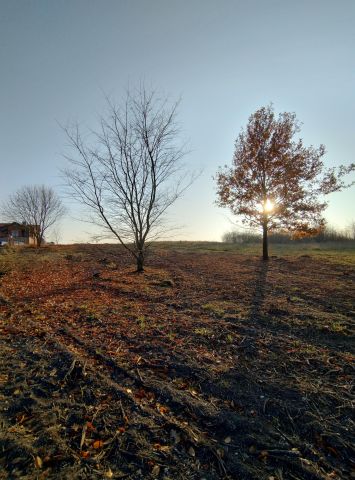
[0,243,354,480]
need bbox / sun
[257,198,274,213]
[264,198,274,213]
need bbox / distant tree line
[222,223,355,245]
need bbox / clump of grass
[167,331,176,341]
[150,278,175,288]
[225,333,235,343]
[319,320,348,334]
[136,315,146,329]
[194,327,212,336]
[289,295,305,304]
[65,253,83,262]
[218,378,232,389]
[329,322,346,333]
[0,245,18,255]
[76,304,102,324]
[202,303,225,318]
[86,314,101,323]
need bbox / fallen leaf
[188,446,195,457]
[224,436,231,444]
[86,421,95,431]
[134,388,147,399]
[157,404,169,414]
[92,440,103,449]
[216,448,224,458]
[152,464,160,476]
[259,450,269,461]
[160,445,170,452]
[79,423,87,449]
[326,446,339,457]
[34,456,42,469]
[105,468,113,478]
[154,443,170,452]
[16,414,27,424]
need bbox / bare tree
[3,185,66,247]
[51,226,62,245]
[63,87,190,272]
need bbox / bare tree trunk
[136,251,144,273]
[262,217,269,261]
[35,233,42,248]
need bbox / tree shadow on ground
[248,259,269,322]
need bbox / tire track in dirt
[0,326,209,479]
[2,313,326,479]
[52,322,329,480]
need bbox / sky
[0,0,354,243]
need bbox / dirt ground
[0,244,354,479]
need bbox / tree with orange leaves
[216,105,354,260]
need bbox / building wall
[0,224,37,245]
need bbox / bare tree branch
[62,86,192,271]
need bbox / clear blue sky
[1,0,354,242]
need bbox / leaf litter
[0,244,354,479]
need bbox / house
[0,222,38,246]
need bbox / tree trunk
[136,251,144,272]
[262,218,269,261]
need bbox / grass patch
[194,327,213,336]
[202,302,226,318]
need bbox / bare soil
[0,245,354,479]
